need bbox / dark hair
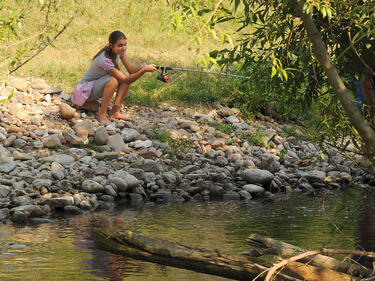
[93,31,127,62]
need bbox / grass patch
[210,122,236,135]
[148,128,193,158]
[241,128,269,148]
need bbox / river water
[0,189,374,280]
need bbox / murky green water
[0,189,374,280]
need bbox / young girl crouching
[71,30,156,123]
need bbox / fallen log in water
[246,233,371,278]
[93,230,298,281]
[93,229,359,281]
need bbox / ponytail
[92,31,127,69]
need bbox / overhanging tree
[166,0,375,155]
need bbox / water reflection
[354,191,375,268]
[0,191,374,280]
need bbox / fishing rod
[155,65,251,83]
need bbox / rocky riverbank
[0,77,373,225]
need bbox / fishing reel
[156,66,169,83]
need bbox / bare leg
[110,76,132,121]
[98,77,119,122]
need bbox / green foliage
[78,140,100,152]
[148,128,193,157]
[241,127,269,148]
[210,122,235,135]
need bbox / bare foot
[98,114,110,123]
[109,112,132,121]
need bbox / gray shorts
[86,74,112,102]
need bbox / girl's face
[110,39,127,56]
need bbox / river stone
[0,132,6,142]
[134,140,152,149]
[259,154,280,173]
[12,151,32,161]
[60,103,76,119]
[243,168,274,185]
[215,156,228,167]
[44,154,75,165]
[217,107,233,117]
[162,171,177,184]
[0,185,11,198]
[238,190,252,200]
[42,134,62,148]
[75,125,89,141]
[233,122,249,130]
[103,185,117,197]
[79,200,92,210]
[63,205,83,215]
[4,135,16,147]
[39,86,62,95]
[63,131,85,145]
[209,185,224,198]
[0,208,10,221]
[179,165,200,174]
[121,128,139,142]
[110,170,140,189]
[31,78,49,90]
[73,120,95,136]
[225,115,239,124]
[10,210,28,224]
[82,180,105,193]
[223,191,241,200]
[95,127,109,145]
[32,179,52,190]
[205,149,217,159]
[243,184,265,195]
[144,172,156,183]
[12,139,26,148]
[0,145,10,157]
[44,196,74,208]
[93,152,120,160]
[12,205,44,218]
[10,78,28,92]
[141,160,164,173]
[107,134,125,152]
[12,195,33,206]
[0,156,16,173]
[300,170,326,183]
[108,177,128,191]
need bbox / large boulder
[243,168,274,185]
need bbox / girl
[71,30,156,123]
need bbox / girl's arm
[108,64,156,84]
[120,54,145,74]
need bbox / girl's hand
[143,64,157,72]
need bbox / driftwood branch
[265,251,359,281]
[247,233,372,277]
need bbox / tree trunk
[246,233,370,277]
[296,0,375,153]
[93,230,357,281]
